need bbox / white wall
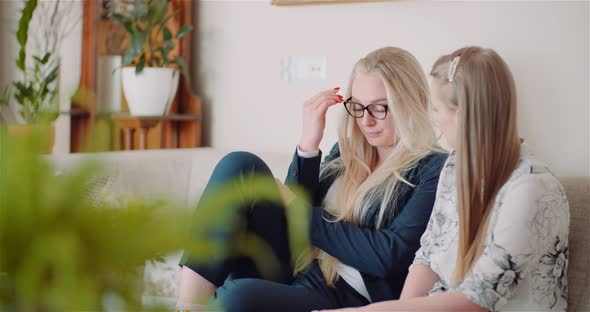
[196,0,590,176]
[0,2,19,96]
[54,3,83,155]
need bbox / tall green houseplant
[0,0,59,124]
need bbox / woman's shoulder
[323,142,341,163]
[492,145,569,233]
[411,150,449,179]
[420,150,449,166]
[504,144,565,197]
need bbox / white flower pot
[97,55,122,113]
[121,67,179,116]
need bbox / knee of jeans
[213,151,267,178]
[212,279,265,312]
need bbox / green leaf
[146,2,156,26]
[156,47,170,65]
[44,65,59,85]
[152,56,161,67]
[150,0,168,25]
[33,52,51,66]
[164,40,174,51]
[126,32,146,63]
[131,22,139,34]
[174,57,190,80]
[123,48,136,65]
[163,27,172,41]
[176,25,193,40]
[17,51,25,72]
[135,56,145,74]
[41,52,51,64]
[14,92,24,105]
[16,0,38,72]
[109,13,134,34]
[157,9,180,32]
[13,81,30,95]
[0,85,12,105]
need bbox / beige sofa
[49,149,590,311]
[49,148,293,307]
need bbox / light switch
[281,56,327,81]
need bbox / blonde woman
[177,47,447,311]
[319,47,570,312]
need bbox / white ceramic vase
[97,55,123,113]
[121,67,179,116]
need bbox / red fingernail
[333,87,340,91]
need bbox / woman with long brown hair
[320,47,570,312]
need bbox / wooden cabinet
[70,0,202,152]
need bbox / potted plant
[0,0,58,152]
[0,0,79,153]
[109,0,193,116]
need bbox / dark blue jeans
[179,152,368,312]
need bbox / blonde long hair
[430,47,521,284]
[296,47,440,286]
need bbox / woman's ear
[420,91,428,107]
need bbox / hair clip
[447,56,460,82]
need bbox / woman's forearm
[399,264,440,299]
[353,291,487,312]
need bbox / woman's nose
[361,112,376,126]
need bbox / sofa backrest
[560,176,590,312]
[48,148,293,209]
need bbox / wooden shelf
[60,109,111,117]
[110,112,202,122]
[70,0,202,153]
[110,112,203,150]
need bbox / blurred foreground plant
[0,129,191,311]
[0,129,311,311]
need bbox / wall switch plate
[281,56,327,81]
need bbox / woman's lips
[365,131,382,138]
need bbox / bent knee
[219,151,263,169]
[212,279,267,312]
[211,151,269,180]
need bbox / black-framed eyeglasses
[343,97,389,120]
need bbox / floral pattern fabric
[412,144,569,311]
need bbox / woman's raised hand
[298,87,343,152]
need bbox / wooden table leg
[138,127,149,150]
[121,128,135,150]
[111,115,165,151]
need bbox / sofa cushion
[559,176,590,312]
[49,149,197,208]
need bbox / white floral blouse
[412,144,570,311]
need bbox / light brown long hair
[295,47,440,286]
[430,47,521,284]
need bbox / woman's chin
[364,136,395,150]
[365,137,384,147]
